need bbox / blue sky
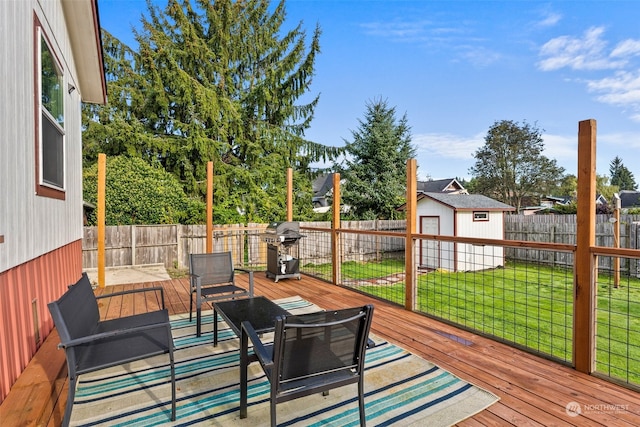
[98,0,640,183]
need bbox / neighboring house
[312,173,334,209]
[619,190,640,209]
[416,192,515,272]
[0,0,106,402]
[520,195,574,215]
[311,173,352,213]
[417,178,467,194]
[540,195,573,208]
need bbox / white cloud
[585,70,640,117]
[537,11,562,28]
[413,132,483,160]
[541,133,577,164]
[538,26,627,71]
[538,26,640,121]
[360,20,432,40]
[460,46,503,67]
[600,131,640,150]
[611,39,640,58]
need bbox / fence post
[176,224,182,269]
[131,225,136,266]
[574,119,597,374]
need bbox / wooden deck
[2,272,639,426]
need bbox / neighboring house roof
[61,0,107,104]
[619,190,640,208]
[595,194,608,205]
[418,192,515,211]
[311,173,337,210]
[417,178,466,194]
[542,195,573,205]
[312,173,334,198]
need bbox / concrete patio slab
[83,263,170,286]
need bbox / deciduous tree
[469,120,564,212]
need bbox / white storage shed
[417,192,515,272]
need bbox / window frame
[473,211,490,222]
[34,14,66,200]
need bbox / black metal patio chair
[47,273,176,427]
[189,251,254,337]
[240,304,374,427]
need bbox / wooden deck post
[332,173,341,285]
[405,159,417,310]
[97,153,106,288]
[287,168,293,222]
[206,161,213,253]
[574,119,597,373]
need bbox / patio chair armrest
[96,287,166,309]
[59,320,172,349]
[241,321,273,368]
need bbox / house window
[35,20,65,198]
[473,211,489,221]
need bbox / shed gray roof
[419,192,515,211]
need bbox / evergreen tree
[83,0,342,223]
[340,99,416,220]
[609,156,637,191]
[469,120,565,212]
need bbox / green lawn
[304,259,640,386]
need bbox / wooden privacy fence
[82,220,406,270]
[82,224,265,270]
[82,215,640,271]
[504,214,640,274]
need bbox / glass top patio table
[213,296,289,346]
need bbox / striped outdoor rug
[69,296,498,426]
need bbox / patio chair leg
[189,294,193,322]
[358,379,366,427]
[213,307,218,346]
[169,343,176,421]
[270,395,277,427]
[196,306,202,337]
[62,375,78,427]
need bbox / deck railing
[80,221,640,390]
[297,226,640,391]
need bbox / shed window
[473,211,489,221]
[35,19,66,199]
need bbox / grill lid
[263,221,304,243]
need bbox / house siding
[455,211,506,271]
[0,0,100,403]
[1,0,85,274]
[0,240,82,403]
[417,199,455,270]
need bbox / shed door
[420,216,439,269]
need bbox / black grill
[262,221,304,282]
